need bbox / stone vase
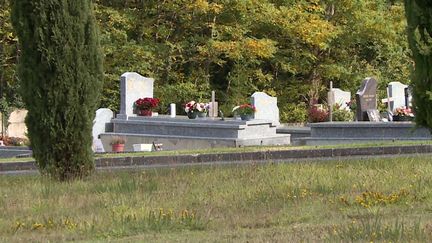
[197,112,207,118]
[187,112,197,119]
[240,114,253,121]
[139,109,152,116]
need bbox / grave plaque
[251,92,280,125]
[356,77,377,121]
[366,109,381,122]
[118,72,154,119]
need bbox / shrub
[332,108,354,121]
[280,103,308,123]
[11,0,103,180]
[308,105,329,123]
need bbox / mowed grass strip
[1,155,432,242]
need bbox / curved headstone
[92,108,114,139]
[251,92,280,126]
[118,72,154,119]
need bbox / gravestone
[251,92,280,125]
[388,82,408,112]
[7,109,28,138]
[118,72,154,119]
[92,108,114,153]
[92,108,114,139]
[356,77,378,121]
[331,88,351,110]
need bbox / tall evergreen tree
[404,0,432,129]
[11,0,103,180]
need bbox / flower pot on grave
[392,115,414,122]
[240,114,253,121]
[112,144,125,153]
[197,112,207,118]
[138,109,152,116]
[187,112,197,119]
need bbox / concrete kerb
[1,144,432,173]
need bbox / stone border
[1,144,432,173]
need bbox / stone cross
[328,81,334,122]
[355,77,378,121]
[118,72,154,119]
[208,90,218,118]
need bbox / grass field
[1,155,432,242]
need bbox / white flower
[184,101,196,113]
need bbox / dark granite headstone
[356,77,377,121]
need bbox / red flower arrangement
[134,97,160,116]
[134,97,160,110]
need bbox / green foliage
[1,0,412,123]
[155,81,210,115]
[332,108,354,122]
[11,0,103,180]
[280,103,308,123]
[92,0,410,120]
[404,0,432,130]
[0,0,23,120]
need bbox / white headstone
[118,72,154,119]
[8,109,28,138]
[388,82,408,112]
[92,108,114,139]
[92,139,105,153]
[331,88,351,110]
[251,92,280,125]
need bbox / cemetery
[3,0,432,242]
[0,74,427,154]
[95,72,290,152]
[89,73,427,152]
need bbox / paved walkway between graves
[1,144,432,175]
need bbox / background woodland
[0,0,410,122]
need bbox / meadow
[1,155,432,242]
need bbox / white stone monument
[381,82,409,112]
[7,109,28,138]
[118,72,154,119]
[92,108,114,152]
[331,88,351,110]
[251,92,280,125]
[92,108,114,139]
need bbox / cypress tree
[404,1,432,129]
[11,0,103,180]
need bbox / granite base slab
[101,116,290,151]
[99,133,291,152]
[299,122,432,145]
